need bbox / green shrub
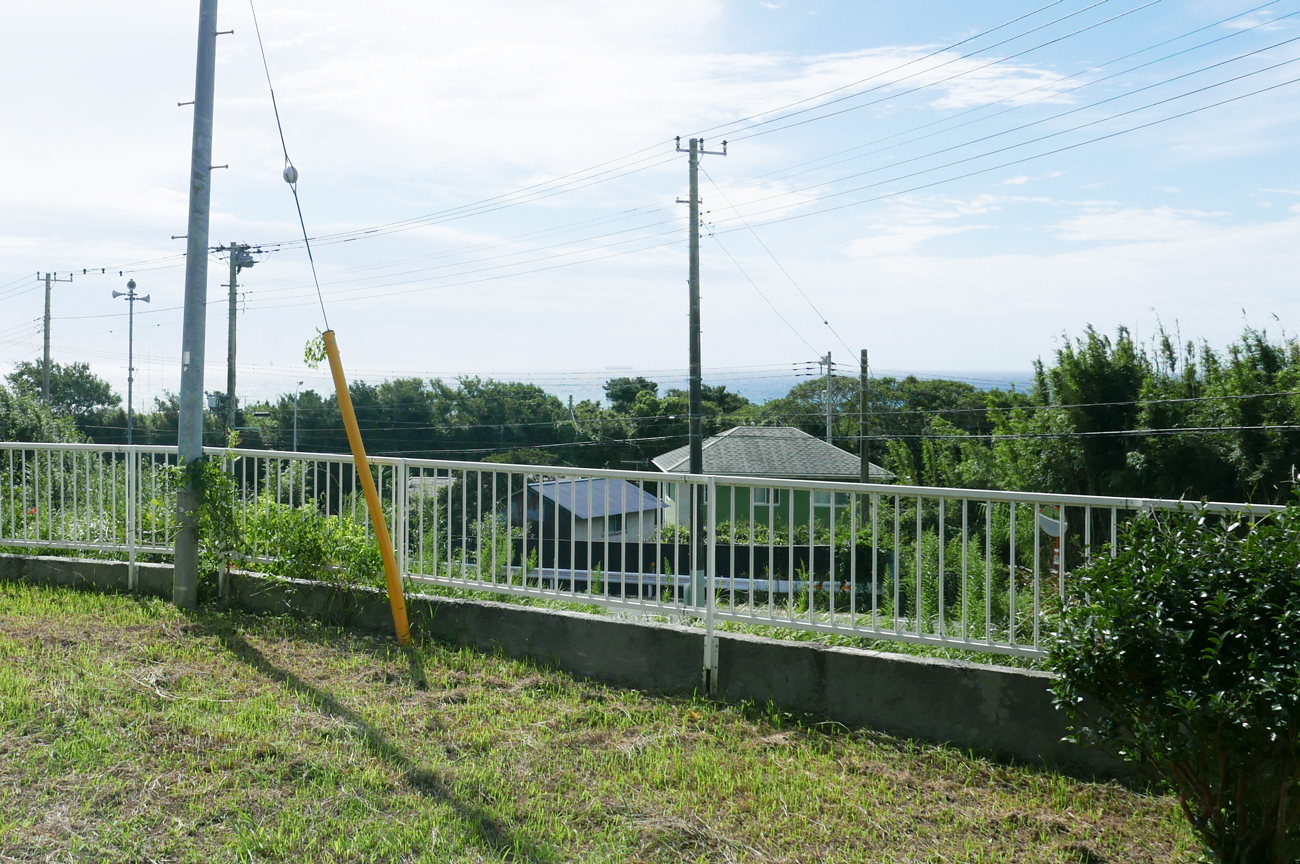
[1050,504,1300,864]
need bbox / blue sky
[2,0,1299,407]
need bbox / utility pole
[293,380,303,451]
[40,272,73,405]
[676,136,727,476]
[676,135,726,619]
[112,280,150,445]
[219,243,254,435]
[821,351,833,444]
[859,349,870,484]
[175,0,221,610]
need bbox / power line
[709,67,1300,232]
[690,0,1081,140]
[704,230,820,355]
[702,167,854,356]
[715,0,1294,197]
[727,0,1166,143]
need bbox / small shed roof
[526,477,662,520]
[651,426,892,481]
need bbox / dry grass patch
[0,581,1201,863]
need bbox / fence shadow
[206,619,551,863]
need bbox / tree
[603,377,658,413]
[0,385,82,443]
[6,361,119,416]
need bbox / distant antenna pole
[822,351,833,444]
[112,280,151,445]
[175,0,222,610]
[40,272,73,405]
[859,349,869,484]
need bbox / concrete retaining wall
[0,552,1126,777]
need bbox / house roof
[526,477,662,520]
[651,426,892,481]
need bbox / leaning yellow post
[323,330,411,646]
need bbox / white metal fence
[0,441,1281,660]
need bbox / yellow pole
[323,330,411,645]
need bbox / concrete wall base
[0,553,1131,779]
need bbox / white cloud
[1053,206,1223,243]
[843,223,983,257]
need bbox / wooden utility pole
[676,134,726,625]
[220,243,253,433]
[823,351,833,444]
[676,136,726,476]
[860,349,870,483]
[41,272,73,405]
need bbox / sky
[2,0,1300,409]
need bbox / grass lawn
[0,582,1200,863]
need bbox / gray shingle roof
[651,426,892,481]
[528,478,662,519]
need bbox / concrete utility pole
[174,0,221,610]
[41,272,73,405]
[112,280,150,445]
[221,243,254,434]
[822,351,833,444]
[859,349,870,484]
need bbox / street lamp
[112,279,150,445]
[293,380,304,452]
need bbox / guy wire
[249,0,330,329]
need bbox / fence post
[127,447,137,591]
[703,474,718,694]
[396,459,408,579]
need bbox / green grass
[0,582,1200,863]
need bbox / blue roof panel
[528,478,662,519]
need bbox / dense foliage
[12,324,1300,503]
[0,384,82,443]
[1050,505,1300,864]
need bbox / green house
[651,426,892,530]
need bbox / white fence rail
[0,441,1282,659]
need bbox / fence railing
[0,441,1282,660]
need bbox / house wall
[507,493,659,543]
[573,510,658,543]
[662,481,851,532]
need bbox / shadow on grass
[208,620,551,863]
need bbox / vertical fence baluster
[1009,502,1017,647]
[961,499,968,641]
[938,497,946,640]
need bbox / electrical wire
[726,0,1166,143]
[709,67,1300,232]
[720,33,1300,216]
[702,167,854,356]
[689,0,1081,139]
[703,228,820,355]
[249,0,329,329]
[713,0,1295,196]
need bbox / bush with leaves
[164,449,241,596]
[1050,504,1300,864]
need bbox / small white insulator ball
[283,164,299,184]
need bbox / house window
[753,488,782,506]
[812,491,850,507]
[607,514,623,534]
